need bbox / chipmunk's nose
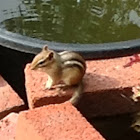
[30,64,36,70]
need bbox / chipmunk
[30,45,86,105]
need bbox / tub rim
[0,28,140,59]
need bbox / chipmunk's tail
[69,81,83,106]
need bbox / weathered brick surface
[25,56,140,117]
[0,75,25,119]
[84,56,140,92]
[0,113,18,140]
[25,64,74,109]
[16,102,105,140]
[78,56,140,117]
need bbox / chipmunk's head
[31,45,55,70]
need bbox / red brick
[25,64,74,109]
[84,56,140,92]
[78,56,140,117]
[0,113,18,140]
[0,75,25,119]
[16,102,105,140]
[25,56,140,117]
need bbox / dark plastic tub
[1,28,140,59]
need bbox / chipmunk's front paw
[44,76,54,90]
[45,81,53,89]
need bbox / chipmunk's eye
[38,59,46,65]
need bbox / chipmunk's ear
[43,45,48,51]
[48,52,54,60]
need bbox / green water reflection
[1,0,140,44]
